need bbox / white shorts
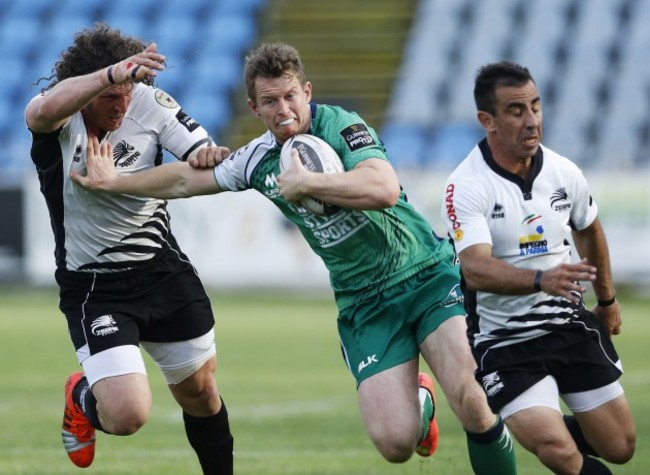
[79,329,216,386]
[500,375,625,419]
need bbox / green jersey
[214,103,453,309]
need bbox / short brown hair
[243,42,306,103]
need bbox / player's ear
[247,98,261,117]
[477,110,493,131]
[303,81,312,102]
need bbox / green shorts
[337,259,465,386]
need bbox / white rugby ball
[280,134,344,215]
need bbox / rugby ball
[280,134,344,215]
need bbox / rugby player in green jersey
[72,42,517,474]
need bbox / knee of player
[371,432,416,464]
[378,443,414,464]
[600,432,635,465]
[177,384,222,417]
[196,389,222,416]
[535,439,579,470]
[104,404,150,435]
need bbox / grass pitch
[0,286,647,474]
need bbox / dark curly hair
[37,22,155,91]
[244,43,306,103]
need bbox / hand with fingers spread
[105,43,166,85]
[70,136,117,191]
[536,258,596,305]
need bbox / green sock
[418,385,434,441]
[466,416,517,475]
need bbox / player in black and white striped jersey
[25,23,233,474]
[441,61,636,475]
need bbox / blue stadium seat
[150,16,199,57]
[55,0,105,18]
[190,51,243,93]
[0,96,13,132]
[426,123,483,169]
[29,52,59,86]
[180,92,232,140]
[199,12,257,56]
[215,0,267,15]
[38,16,94,69]
[0,57,28,99]
[104,0,159,18]
[96,14,149,40]
[2,131,32,170]
[3,0,51,17]
[157,0,209,17]
[380,123,428,169]
[0,16,40,57]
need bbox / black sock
[579,454,612,474]
[72,376,104,432]
[183,399,234,475]
[564,415,597,456]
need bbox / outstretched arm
[71,137,223,199]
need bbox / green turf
[0,286,646,474]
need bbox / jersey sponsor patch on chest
[339,124,376,151]
[519,215,548,255]
[311,210,370,248]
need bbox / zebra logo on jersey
[550,187,571,212]
[90,315,119,337]
[113,140,141,167]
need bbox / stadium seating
[3,0,650,176]
[382,0,650,170]
[0,0,264,180]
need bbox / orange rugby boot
[62,372,96,468]
[415,372,440,457]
